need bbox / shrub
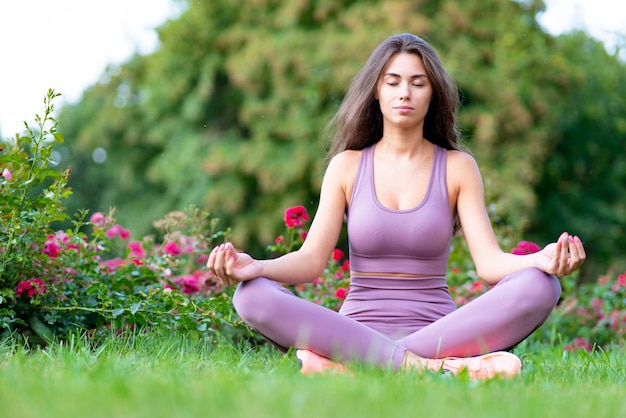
[534,271,626,351]
[0,90,247,345]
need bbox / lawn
[1,333,624,418]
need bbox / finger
[562,236,578,275]
[224,243,236,277]
[566,236,579,266]
[558,234,570,276]
[570,236,586,271]
[547,239,561,274]
[208,249,230,286]
[219,248,237,286]
[207,246,219,272]
[572,236,586,262]
[212,244,227,277]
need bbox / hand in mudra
[207,242,262,286]
[534,232,586,278]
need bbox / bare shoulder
[446,149,478,168]
[328,149,361,168]
[446,149,481,177]
[325,149,362,179]
[323,149,363,200]
[445,149,484,197]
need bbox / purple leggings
[233,268,561,371]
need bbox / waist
[349,253,449,276]
[348,273,448,291]
[351,270,433,278]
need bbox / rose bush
[0,91,247,345]
[535,270,626,351]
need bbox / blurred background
[1,0,625,280]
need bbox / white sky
[0,0,624,138]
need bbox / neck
[377,129,430,160]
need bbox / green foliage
[0,93,249,344]
[1,90,69,290]
[527,31,626,275]
[534,270,626,350]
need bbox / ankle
[402,351,443,372]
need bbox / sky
[0,0,624,138]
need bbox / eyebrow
[383,73,428,79]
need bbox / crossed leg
[399,267,562,358]
[232,268,561,371]
[233,277,406,369]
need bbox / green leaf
[112,308,125,318]
[53,132,64,143]
[130,302,141,315]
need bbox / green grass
[1,333,625,418]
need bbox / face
[375,52,433,131]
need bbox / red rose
[284,206,310,229]
[511,240,541,255]
[332,248,344,262]
[16,279,47,298]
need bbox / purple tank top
[347,143,453,275]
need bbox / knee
[509,268,562,311]
[528,268,562,305]
[232,278,284,327]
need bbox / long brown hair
[325,33,462,163]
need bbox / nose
[399,83,411,100]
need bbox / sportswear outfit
[233,144,561,370]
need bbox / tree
[527,31,626,277]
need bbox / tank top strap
[348,144,374,211]
[431,145,448,201]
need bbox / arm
[450,152,585,284]
[208,152,353,286]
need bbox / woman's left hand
[534,232,586,277]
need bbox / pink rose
[173,275,200,294]
[163,242,181,256]
[2,168,12,180]
[90,212,107,227]
[128,241,146,259]
[42,238,62,258]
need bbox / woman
[207,33,586,379]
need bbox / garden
[1,91,625,418]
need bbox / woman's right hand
[207,242,262,286]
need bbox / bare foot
[402,350,444,372]
[403,350,522,380]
